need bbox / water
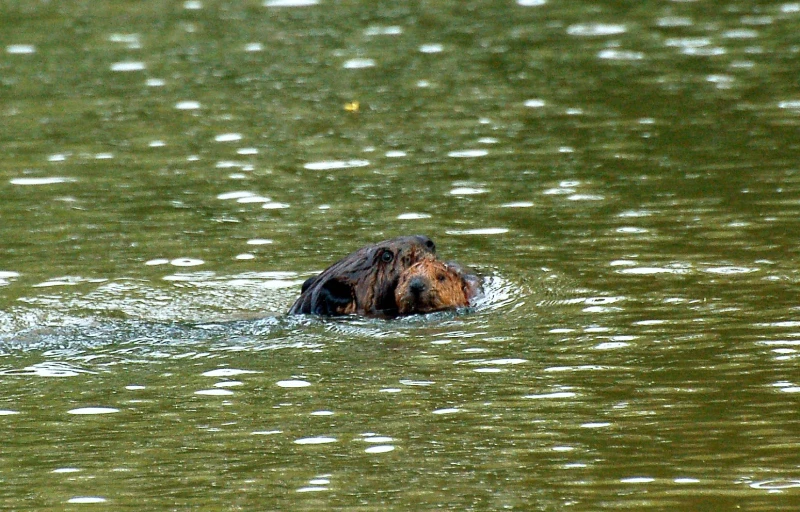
[3,0,800,509]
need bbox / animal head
[395,259,481,315]
[288,235,437,316]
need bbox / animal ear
[301,276,318,293]
[314,277,355,315]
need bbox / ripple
[399,379,434,386]
[262,202,290,209]
[110,61,146,72]
[618,267,690,275]
[303,160,370,170]
[517,0,546,5]
[450,187,488,195]
[343,58,375,69]
[621,477,655,484]
[524,391,576,399]
[778,100,800,110]
[6,44,36,54]
[202,368,259,377]
[0,410,20,415]
[665,37,711,49]
[723,29,758,39]
[501,201,534,208]
[432,407,461,414]
[68,497,107,504]
[703,266,758,274]
[567,23,626,36]
[581,422,611,428]
[170,258,204,267]
[524,98,546,108]
[247,238,273,245]
[264,0,318,5]
[595,342,630,350]
[419,43,444,53]
[276,379,311,388]
[656,16,693,27]
[477,358,527,365]
[10,177,76,186]
[214,381,242,388]
[446,228,508,235]
[194,389,234,396]
[364,26,403,36]
[0,362,90,378]
[598,49,644,60]
[682,47,726,57]
[448,149,488,158]
[214,133,243,142]
[236,196,271,203]
[294,436,337,445]
[397,213,431,220]
[362,435,394,443]
[218,191,257,200]
[568,194,604,201]
[175,101,201,110]
[365,445,395,453]
[749,480,800,490]
[67,407,119,415]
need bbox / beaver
[288,235,437,317]
[395,259,482,315]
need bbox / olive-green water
[3,0,800,510]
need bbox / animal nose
[409,277,427,295]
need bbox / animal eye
[380,250,394,263]
[425,240,435,252]
[437,273,446,282]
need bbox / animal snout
[408,277,427,295]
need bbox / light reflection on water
[3,0,800,509]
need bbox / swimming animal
[288,235,437,317]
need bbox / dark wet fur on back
[288,235,437,317]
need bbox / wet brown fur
[395,259,482,315]
[288,235,437,317]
